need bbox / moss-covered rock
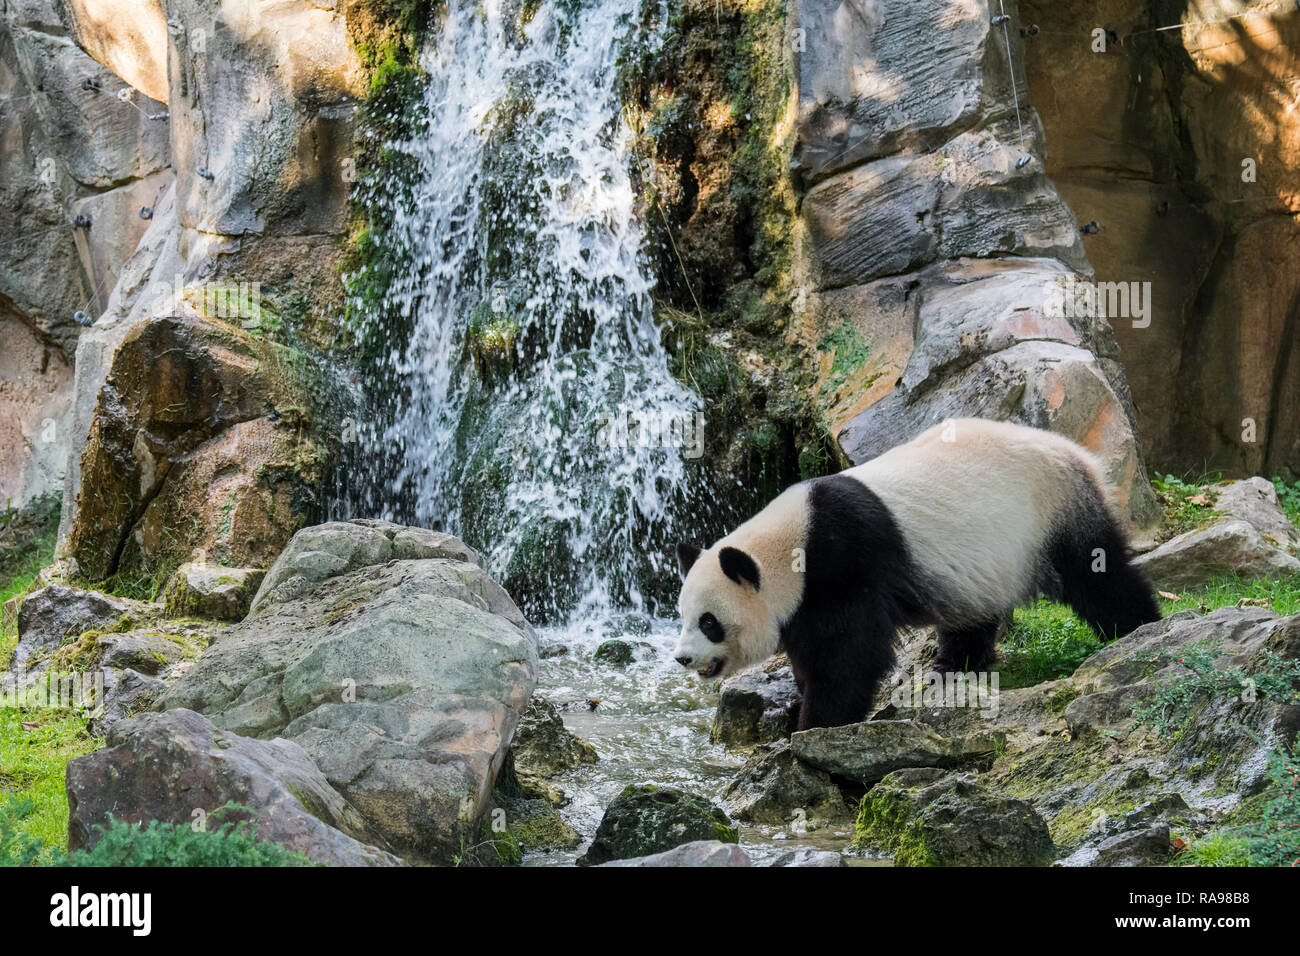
[853,769,1055,867]
[576,784,738,866]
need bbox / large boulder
[65,311,337,581]
[66,709,400,866]
[854,768,1055,866]
[576,785,739,867]
[159,520,538,863]
[831,259,1158,525]
[791,719,1003,786]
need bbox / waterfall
[350,0,703,622]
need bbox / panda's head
[672,541,776,680]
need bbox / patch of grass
[1151,473,1223,542]
[0,498,61,669]
[998,601,1103,689]
[1272,477,1300,527]
[1157,574,1300,617]
[0,708,101,863]
[1177,830,1255,866]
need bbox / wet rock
[66,709,401,866]
[577,785,739,867]
[1133,519,1300,592]
[855,769,1055,866]
[510,695,597,779]
[597,840,752,868]
[791,719,1003,786]
[593,640,635,666]
[161,522,537,863]
[769,848,847,867]
[538,644,568,659]
[1091,825,1172,867]
[11,584,136,672]
[710,657,801,746]
[481,794,581,864]
[162,564,266,622]
[722,740,848,825]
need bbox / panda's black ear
[676,543,702,579]
[719,547,761,591]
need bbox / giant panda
[672,417,1160,730]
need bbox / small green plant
[1248,734,1300,867]
[1130,641,1300,736]
[1151,473,1222,542]
[1178,830,1254,867]
[1272,477,1300,527]
[998,601,1102,688]
[0,800,318,867]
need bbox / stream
[522,615,880,865]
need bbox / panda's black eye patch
[699,613,725,644]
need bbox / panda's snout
[675,655,694,667]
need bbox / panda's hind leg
[934,619,1000,673]
[1048,477,1161,642]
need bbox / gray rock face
[1214,478,1300,549]
[856,769,1055,866]
[795,0,1029,183]
[160,521,536,863]
[0,0,172,510]
[66,709,400,866]
[711,658,801,746]
[1072,606,1280,695]
[833,259,1158,525]
[1135,519,1300,592]
[162,564,266,622]
[577,785,738,867]
[722,740,848,825]
[793,0,1157,527]
[51,0,364,544]
[10,584,133,672]
[803,128,1087,289]
[597,840,752,868]
[791,719,1003,786]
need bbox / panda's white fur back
[843,418,1108,626]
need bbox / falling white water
[357,0,701,621]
